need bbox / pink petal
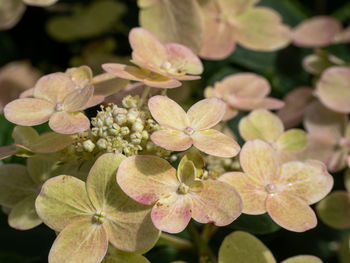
[148,95,189,130]
[219,172,267,215]
[276,160,333,205]
[33,73,76,104]
[216,73,270,99]
[102,63,148,82]
[217,0,259,16]
[143,75,182,89]
[297,134,334,164]
[190,179,242,226]
[49,111,90,134]
[151,193,193,233]
[151,130,193,151]
[192,129,240,158]
[240,140,279,184]
[277,87,314,129]
[187,98,226,130]
[199,2,235,60]
[4,98,54,126]
[228,97,284,111]
[165,43,203,75]
[292,16,342,47]
[327,148,348,173]
[304,101,346,143]
[222,106,239,121]
[63,85,94,112]
[19,88,34,98]
[266,193,317,232]
[316,66,350,113]
[117,155,179,205]
[129,27,168,69]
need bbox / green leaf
[228,213,281,234]
[218,231,277,263]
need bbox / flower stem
[159,233,194,251]
[139,86,151,107]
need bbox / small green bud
[115,113,127,125]
[120,127,130,136]
[97,138,108,149]
[82,140,95,152]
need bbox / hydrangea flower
[239,109,307,163]
[292,16,350,48]
[117,155,243,233]
[35,153,159,263]
[103,27,203,89]
[301,101,350,172]
[148,95,240,157]
[317,171,350,229]
[205,73,284,120]
[199,0,291,59]
[219,140,333,232]
[4,72,105,134]
[315,66,350,114]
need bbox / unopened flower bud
[97,138,108,149]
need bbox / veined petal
[33,73,76,104]
[29,132,75,153]
[117,155,178,205]
[151,193,193,233]
[276,129,307,152]
[8,194,41,230]
[217,73,270,99]
[219,172,267,215]
[148,95,188,130]
[235,7,291,51]
[4,98,54,126]
[316,66,350,113]
[239,109,284,143]
[192,129,240,158]
[63,85,94,112]
[317,191,350,229]
[190,179,242,226]
[49,111,90,134]
[266,193,317,232]
[292,16,342,47]
[187,98,226,130]
[165,43,203,75]
[102,63,149,82]
[48,219,108,263]
[240,140,279,184]
[151,130,192,151]
[35,175,95,232]
[218,0,259,16]
[129,27,168,68]
[277,160,333,205]
[65,65,92,87]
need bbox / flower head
[117,155,242,233]
[103,27,203,89]
[148,95,240,157]
[219,139,333,232]
[205,73,284,120]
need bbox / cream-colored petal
[148,95,188,130]
[117,155,178,205]
[316,66,350,113]
[276,129,307,152]
[192,129,240,158]
[48,219,108,263]
[4,98,54,126]
[33,73,76,104]
[23,0,58,7]
[219,172,267,215]
[292,16,342,47]
[240,140,279,184]
[190,179,242,226]
[49,111,90,134]
[151,193,193,234]
[63,85,94,112]
[228,97,284,111]
[266,193,317,232]
[218,0,259,16]
[239,109,284,143]
[277,160,333,205]
[187,98,226,130]
[102,63,148,82]
[281,255,323,263]
[151,130,193,152]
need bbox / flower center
[55,103,64,111]
[177,183,190,194]
[184,127,195,135]
[92,211,105,224]
[265,183,277,194]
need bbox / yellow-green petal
[276,129,307,152]
[281,255,323,263]
[218,231,277,263]
[63,85,94,112]
[177,149,205,180]
[29,132,75,153]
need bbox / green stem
[201,224,219,244]
[139,86,151,107]
[161,89,168,96]
[159,233,194,251]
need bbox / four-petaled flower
[117,155,243,233]
[219,139,333,232]
[4,72,104,134]
[148,95,240,157]
[103,27,203,89]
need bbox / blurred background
[0,0,349,262]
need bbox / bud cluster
[205,156,240,178]
[72,95,171,157]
